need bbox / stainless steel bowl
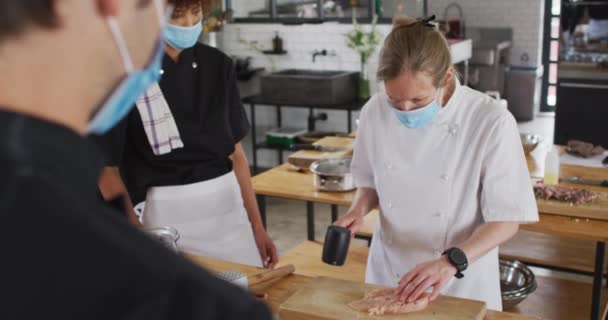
[310,157,355,192]
[520,133,541,155]
[144,227,180,252]
[500,259,537,309]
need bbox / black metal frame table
[243,95,364,172]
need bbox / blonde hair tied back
[377,15,452,87]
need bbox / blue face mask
[88,0,171,135]
[164,19,203,50]
[391,92,442,129]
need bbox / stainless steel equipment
[467,27,513,96]
[505,66,544,121]
[520,133,542,155]
[500,259,537,309]
[144,227,180,252]
[310,158,355,192]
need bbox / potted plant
[203,3,230,48]
[345,15,382,101]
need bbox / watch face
[450,249,467,265]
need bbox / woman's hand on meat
[396,256,457,303]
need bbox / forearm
[230,143,264,230]
[459,222,519,263]
[348,187,379,217]
[98,166,140,226]
[98,167,127,200]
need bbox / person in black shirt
[0,1,271,319]
[93,0,278,269]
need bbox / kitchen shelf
[262,50,288,55]
[563,1,608,6]
[255,142,294,151]
[244,96,364,172]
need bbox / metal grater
[216,270,248,289]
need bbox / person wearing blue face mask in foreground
[0,0,271,319]
[334,16,539,311]
[92,0,278,270]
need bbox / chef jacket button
[159,69,165,75]
[441,174,449,181]
[388,202,394,209]
[386,163,393,170]
[192,62,198,69]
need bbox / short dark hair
[0,0,58,40]
[169,0,204,10]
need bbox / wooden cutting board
[536,189,608,221]
[288,137,354,169]
[278,277,486,320]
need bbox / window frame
[540,0,561,112]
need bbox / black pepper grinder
[322,225,351,266]
[272,31,283,53]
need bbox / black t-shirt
[0,110,270,319]
[92,44,250,204]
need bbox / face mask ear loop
[106,17,135,73]
[155,0,174,26]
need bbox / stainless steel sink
[261,69,358,106]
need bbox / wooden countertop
[188,247,537,320]
[252,145,608,242]
[253,163,354,206]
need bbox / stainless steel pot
[500,259,537,309]
[144,227,180,252]
[310,158,355,192]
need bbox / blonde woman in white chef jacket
[335,16,539,311]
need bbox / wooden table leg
[592,241,606,320]
[307,201,315,241]
[257,195,267,230]
[331,205,339,223]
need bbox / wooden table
[252,146,608,319]
[277,241,607,320]
[188,249,537,320]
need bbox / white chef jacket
[351,80,539,311]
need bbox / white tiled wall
[429,0,545,67]
[218,0,546,168]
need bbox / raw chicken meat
[349,288,430,316]
[534,183,597,205]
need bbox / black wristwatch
[442,247,468,279]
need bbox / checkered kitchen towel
[135,83,184,156]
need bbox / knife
[562,177,608,188]
[289,144,348,152]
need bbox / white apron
[351,80,539,311]
[140,171,263,267]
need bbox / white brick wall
[218,0,546,168]
[429,0,545,67]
